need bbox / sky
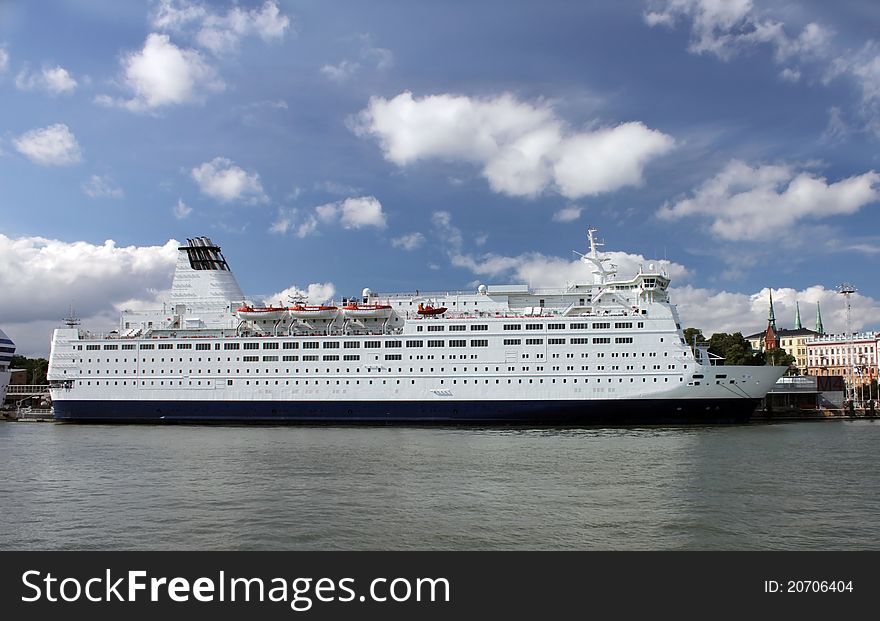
[1,0,880,356]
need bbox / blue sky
[1,0,879,355]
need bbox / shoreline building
[746,297,820,374]
[806,332,879,387]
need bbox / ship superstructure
[0,328,15,404]
[47,232,785,423]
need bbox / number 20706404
[764,580,853,593]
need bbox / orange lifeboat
[287,304,339,320]
[342,303,393,319]
[417,303,447,316]
[236,305,288,321]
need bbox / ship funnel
[169,237,246,312]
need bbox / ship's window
[525,324,542,330]
[323,341,339,349]
[470,324,488,331]
[548,323,564,330]
[263,342,279,350]
[283,342,298,349]
[385,340,402,348]
[406,340,423,348]
[302,342,319,349]
[427,325,445,332]
[224,343,240,350]
[449,340,466,347]
[470,340,488,347]
[449,325,466,332]
[503,324,521,331]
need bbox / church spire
[768,289,777,331]
[816,302,824,335]
[763,289,779,351]
[794,301,802,330]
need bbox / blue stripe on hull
[53,399,761,425]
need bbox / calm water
[2,420,879,550]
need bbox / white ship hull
[47,233,787,424]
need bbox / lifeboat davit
[288,304,339,320]
[417,303,447,316]
[236,305,288,321]
[342,303,393,319]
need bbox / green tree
[707,332,763,366]
[681,327,707,354]
[10,355,49,385]
[764,347,796,368]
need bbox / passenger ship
[47,231,785,424]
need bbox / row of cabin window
[82,322,649,351]
[78,362,684,377]
[102,336,637,352]
[77,375,684,389]
[76,346,676,370]
[78,346,672,369]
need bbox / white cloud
[0,46,8,73]
[822,106,850,143]
[151,0,207,31]
[353,91,674,199]
[552,205,583,222]
[264,282,335,306]
[152,0,291,56]
[339,196,386,229]
[779,67,800,83]
[271,197,386,237]
[173,198,192,219]
[320,60,359,83]
[15,65,78,95]
[0,234,178,327]
[269,209,293,234]
[392,232,426,251]
[98,33,224,112]
[432,210,689,288]
[643,0,830,62]
[452,251,689,290]
[644,1,880,136]
[296,215,319,238]
[672,285,880,337]
[312,196,387,230]
[658,160,880,241]
[320,34,393,83]
[13,123,83,166]
[827,41,880,137]
[82,174,124,198]
[191,157,267,203]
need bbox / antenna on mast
[63,305,81,328]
